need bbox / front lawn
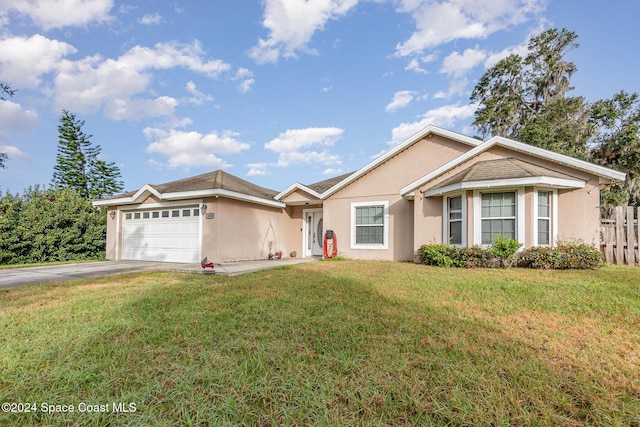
[1,261,638,426]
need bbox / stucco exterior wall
[105,207,118,260]
[413,195,443,251]
[414,146,604,251]
[282,189,321,205]
[200,197,300,262]
[557,177,602,246]
[324,135,471,260]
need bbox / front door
[304,210,323,257]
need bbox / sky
[1,0,639,195]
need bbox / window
[481,192,516,244]
[351,201,389,249]
[162,211,169,218]
[193,208,199,217]
[356,206,384,244]
[171,210,180,218]
[152,211,159,218]
[534,189,556,246]
[134,212,141,219]
[537,191,551,245]
[125,213,132,220]
[182,209,191,217]
[447,195,463,245]
[142,212,150,219]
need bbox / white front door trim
[302,208,323,258]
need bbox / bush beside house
[0,187,106,264]
[417,239,603,270]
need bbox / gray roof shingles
[430,158,580,190]
[100,170,279,202]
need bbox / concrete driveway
[0,258,317,289]
[0,261,200,289]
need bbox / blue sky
[1,0,639,195]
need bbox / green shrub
[417,244,463,267]
[0,187,106,264]
[517,242,603,269]
[419,239,603,270]
[457,246,493,268]
[490,235,522,267]
[418,244,498,268]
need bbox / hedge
[417,241,603,270]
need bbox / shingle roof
[153,170,278,199]
[306,172,355,194]
[430,158,580,190]
[99,170,279,202]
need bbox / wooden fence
[600,206,639,266]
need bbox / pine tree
[51,110,124,199]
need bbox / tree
[0,187,106,264]
[470,28,591,157]
[0,82,16,169]
[51,110,124,199]
[590,91,640,206]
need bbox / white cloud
[233,68,255,93]
[249,0,360,63]
[404,53,437,74]
[0,100,39,132]
[185,81,214,105]
[265,127,342,152]
[388,103,477,146]
[0,35,76,89]
[323,167,344,175]
[385,90,417,112]
[395,0,546,57]
[139,13,163,25]
[247,162,270,176]
[440,47,486,78]
[265,127,343,167]
[53,41,233,119]
[433,77,469,99]
[0,0,114,30]
[276,150,342,167]
[145,128,250,169]
[0,145,31,162]
[103,96,178,121]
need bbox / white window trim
[533,188,558,246]
[350,201,389,250]
[442,193,467,247]
[473,188,525,248]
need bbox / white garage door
[122,206,200,263]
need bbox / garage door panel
[122,207,200,263]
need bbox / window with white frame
[537,191,551,245]
[481,192,516,244]
[448,195,463,245]
[351,201,388,249]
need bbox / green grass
[1,261,639,426]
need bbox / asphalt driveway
[0,258,317,289]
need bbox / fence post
[628,206,636,266]
[605,225,614,264]
[615,206,625,265]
